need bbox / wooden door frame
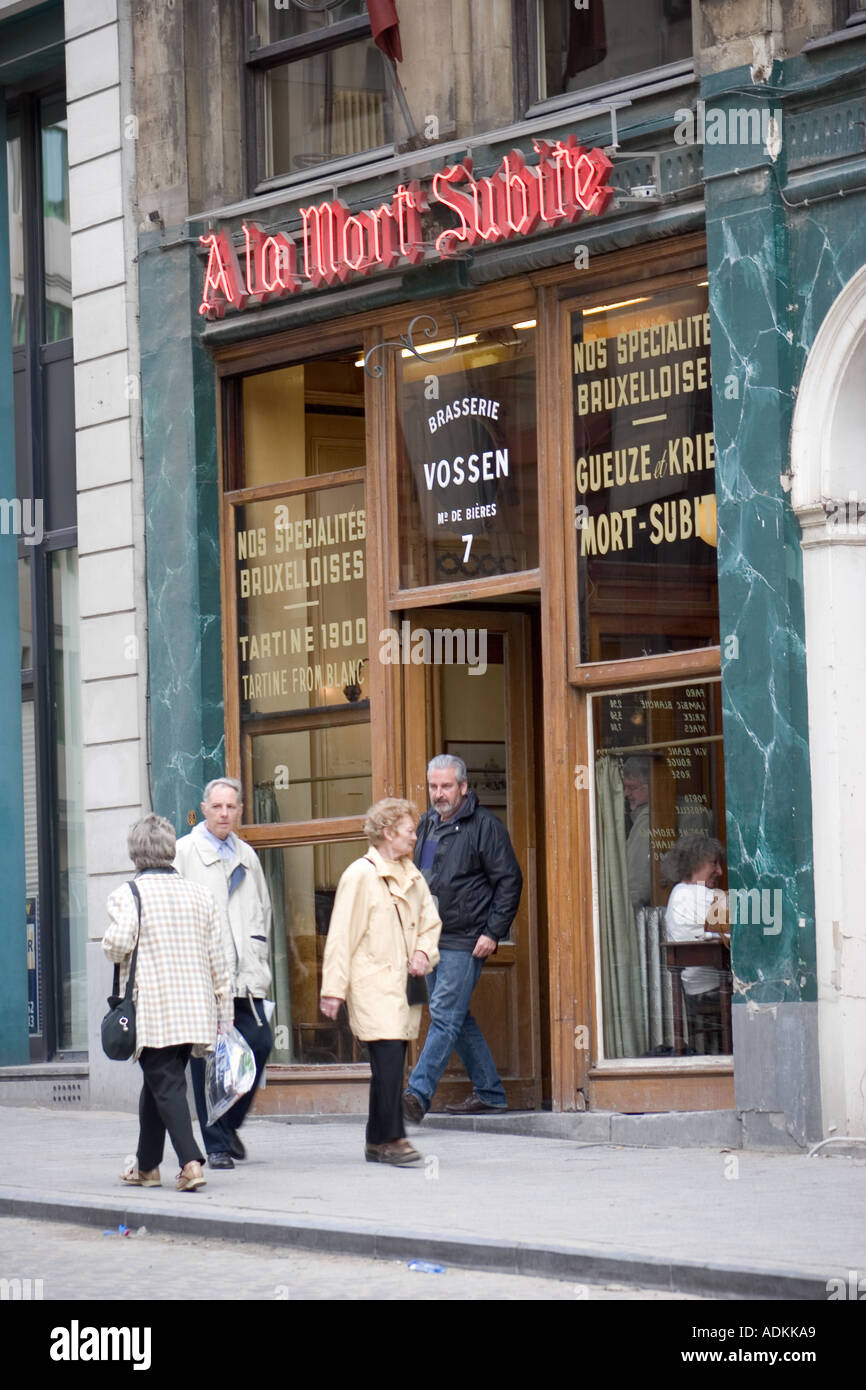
[401,606,541,1108]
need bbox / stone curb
[417,1109,751,1148]
[0,1188,827,1300]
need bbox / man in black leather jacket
[403,754,522,1120]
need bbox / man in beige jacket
[174,777,273,1169]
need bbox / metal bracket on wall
[363,313,461,378]
[608,150,664,204]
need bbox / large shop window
[8,85,82,1059]
[570,274,728,1062]
[395,319,538,589]
[537,0,692,102]
[573,281,717,663]
[246,0,392,185]
[592,680,726,1060]
[226,352,370,1063]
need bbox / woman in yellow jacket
[321,798,441,1165]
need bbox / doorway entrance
[402,607,542,1110]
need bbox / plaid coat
[103,871,233,1059]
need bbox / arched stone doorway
[791,263,866,1138]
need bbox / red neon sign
[199,139,613,318]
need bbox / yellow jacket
[321,846,441,1041]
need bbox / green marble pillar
[139,232,225,835]
[703,65,818,1144]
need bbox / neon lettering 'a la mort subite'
[199,137,614,317]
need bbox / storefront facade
[0,0,853,1141]
[192,231,734,1119]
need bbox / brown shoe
[365,1140,422,1166]
[121,1162,161,1188]
[445,1093,508,1115]
[176,1160,206,1192]
[402,1089,425,1124]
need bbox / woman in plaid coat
[103,814,233,1193]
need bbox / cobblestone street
[0,1215,701,1302]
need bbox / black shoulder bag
[101,881,142,1061]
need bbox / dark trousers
[366,1040,407,1146]
[137,1044,203,1171]
[190,997,273,1155]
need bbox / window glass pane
[242,355,365,488]
[7,131,25,346]
[254,0,366,45]
[19,553,32,669]
[396,322,538,588]
[263,42,391,177]
[540,0,692,100]
[259,838,368,1064]
[52,550,87,1050]
[236,482,368,717]
[592,680,728,1060]
[41,109,71,343]
[22,699,40,1036]
[435,631,515,945]
[249,724,371,824]
[573,280,718,662]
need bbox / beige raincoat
[321,846,441,1041]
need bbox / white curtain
[636,906,675,1052]
[596,756,646,1057]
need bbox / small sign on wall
[26,895,39,1035]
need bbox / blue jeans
[407,949,506,1112]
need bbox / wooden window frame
[217,319,398,852]
[535,235,729,1104]
[586,671,727,1074]
[373,279,543,610]
[222,471,372,854]
[553,240,720,690]
[224,467,370,843]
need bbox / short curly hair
[364,797,420,846]
[128,813,176,870]
[660,835,725,886]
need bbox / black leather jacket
[414,790,523,950]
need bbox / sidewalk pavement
[1,1104,863,1300]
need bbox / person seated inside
[660,835,728,1051]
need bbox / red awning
[367,0,402,63]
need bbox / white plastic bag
[205,1024,256,1125]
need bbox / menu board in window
[236,482,368,716]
